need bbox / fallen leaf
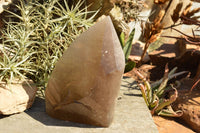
[154,0,169,4]
[171,2,183,23]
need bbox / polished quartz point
[45,16,125,127]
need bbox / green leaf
[124,60,136,73]
[157,106,183,117]
[119,32,125,48]
[123,28,135,62]
[151,71,188,89]
[138,83,149,106]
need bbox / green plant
[133,64,188,117]
[119,28,136,73]
[0,0,95,91]
[0,23,37,84]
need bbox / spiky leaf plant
[133,64,188,117]
[119,28,136,73]
[0,0,95,91]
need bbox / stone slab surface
[0,77,158,133]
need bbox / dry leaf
[171,2,183,23]
[191,16,200,20]
[182,2,192,16]
[154,10,165,27]
[154,0,169,4]
[191,0,200,3]
[148,32,161,44]
[185,7,200,18]
[143,21,152,42]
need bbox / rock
[173,78,200,132]
[153,116,195,133]
[0,79,37,115]
[45,16,125,127]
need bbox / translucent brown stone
[45,16,125,127]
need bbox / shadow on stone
[121,76,139,90]
[25,97,101,128]
[120,77,142,97]
[124,93,142,97]
[0,114,9,119]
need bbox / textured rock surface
[153,116,194,133]
[45,16,125,127]
[0,80,37,115]
[173,78,200,132]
